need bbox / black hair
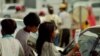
[48,6,54,14]
[1,19,17,35]
[36,22,56,56]
[59,7,67,11]
[24,12,40,27]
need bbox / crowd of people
[0,2,98,56]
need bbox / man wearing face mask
[16,12,40,56]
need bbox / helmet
[59,3,67,9]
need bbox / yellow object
[81,21,89,30]
[59,3,67,8]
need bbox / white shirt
[45,14,62,27]
[0,35,24,56]
[59,11,72,29]
[16,29,38,56]
[16,29,31,56]
[41,42,61,56]
[39,16,46,23]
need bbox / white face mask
[29,32,38,44]
[30,32,38,39]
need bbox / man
[0,19,24,56]
[16,12,40,56]
[59,4,72,47]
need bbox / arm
[49,43,61,56]
[19,43,25,56]
[27,34,38,49]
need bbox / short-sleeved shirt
[41,42,61,56]
[16,29,38,56]
[0,35,24,56]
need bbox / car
[73,1,100,19]
[90,1,100,19]
[2,4,37,19]
[2,4,24,18]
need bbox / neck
[24,27,30,33]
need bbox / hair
[36,22,56,56]
[23,12,40,27]
[59,7,67,11]
[1,19,17,35]
[48,6,54,14]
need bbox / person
[0,19,24,56]
[16,12,40,56]
[39,4,48,15]
[39,11,46,23]
[45,6,62,46]
[87,6,96,27]
[59,4,72,47]
[36,22,61,56]
[45,6,62,28]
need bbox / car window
[8,6,16,10]
[92,3,100,7]
[16,21,24,27]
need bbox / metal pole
[0,0,3,17]
[79,6,82,31]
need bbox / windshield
[92,3,100,7]
[8,6,16,10]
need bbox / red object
[16,6,21,11]
[87,7,96,26]
[39,11,45,16]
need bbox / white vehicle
[2,4,23,18]
[2,4,37,19]
[90,1,100,19]
[73,1,100,19]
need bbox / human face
[51,28,56,42]
[30,26,38,33]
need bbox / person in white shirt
[45,6,62,28]
[59,4,72,47]
[16,12,40,56]
[36,22,62,56]
[39,11,46,23]
[0,19,24,56]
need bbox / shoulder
[16,29,29,38]
[43,42,54,48]
[11,38,21,44]
[12,38,22,46]
[16,29,24,34]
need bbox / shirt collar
[3,34,13,38]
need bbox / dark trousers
[60,29,70,47]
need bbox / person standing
[45,6,62,46]
[16,12,40,56]
[59,4,72,47]
[45,6,62,28]
[0,19,24,56]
